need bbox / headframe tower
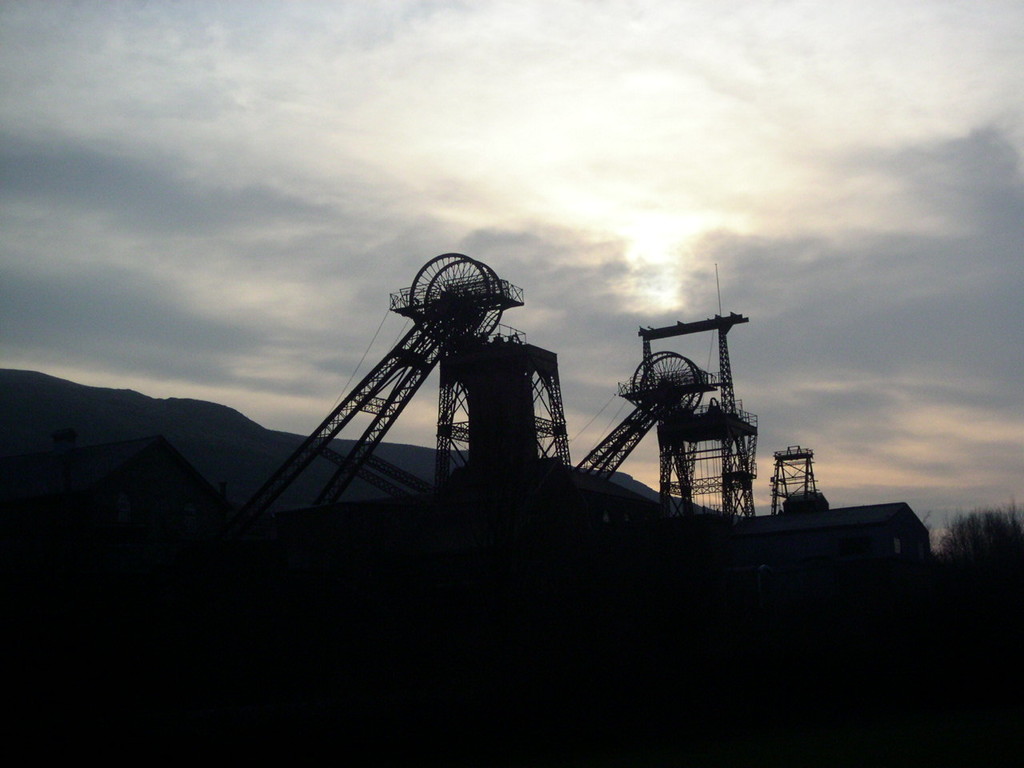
[222,254,524,538]
[643,313,758,516]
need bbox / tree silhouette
[938,502,1023,578]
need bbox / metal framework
[644,313,758,517]
[576,351,713,478]
[223,254,523,538]
[436,333,571,488]
[769,445,828,515]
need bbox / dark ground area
[3,540,1022,765]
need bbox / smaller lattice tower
[769,445,829,515]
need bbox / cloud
[697,128,1024,378]
[0,259,258,383]
[0,2,1021,518]
[0,127,469,395]
[0,134,331,235]
[667,127,1024,514]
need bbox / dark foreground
[3,542,1022,765]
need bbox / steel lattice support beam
[435,375,470,485]
[531,362,572,466]
[577,407,657,478]
[224,325,435,536]
[314,344,437,505]
[435,338,571,489]
[657,405,758,517]
[318,443,431,499]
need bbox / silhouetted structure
[770,444,829,515]
[576,350,714,481]
[0,430,229,572]
[644,314,758,516]
[436,333,571,488]
[3,259,972,761]
[224,254,524,537]
[730,502,931,609]
[224,254,682,581]
[576,315,760,517]
[580,314,757,516]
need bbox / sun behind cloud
[616,210,736,311]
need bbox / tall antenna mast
[715,262,723,315]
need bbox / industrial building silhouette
[214,253,928,594]
[1,253,949,754]
[0,253,930,590]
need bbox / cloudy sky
[2,0,1021,523]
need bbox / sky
[2,0,1022,526]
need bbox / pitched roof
[733,502,918,537]
[0,436,165,502]
[571,469,656,502]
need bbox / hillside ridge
[0,369,657,507]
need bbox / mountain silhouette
[0,369,657,510]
